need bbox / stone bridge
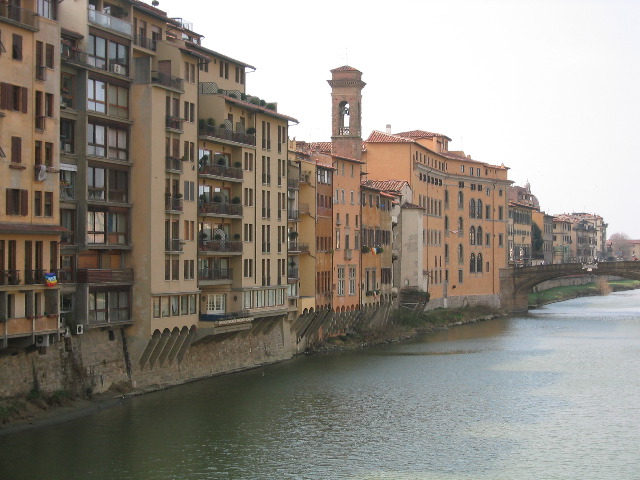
[499,261,640,313]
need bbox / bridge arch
[500,261,640,313]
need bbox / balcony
[287,177,300,189]
[287,268,299,279]
[76,268,134,284]
[288,209,300,221]
[61,48,129,76]
[199,201,243,218]
[35,65,47,81]
[150,71,184,91]
[133,34,156,51]
[88,7,132,36]
[0,270,21,285]
[198,163,243,182]
[165,238,184,253]
[24,269,47,285]
[198,240,243,255]
[165,156,183,173]
[166,115,183,132]
[56,269,75,283]
[165,196,183,213]
[0,3,38,30]
[198,125,256,147]
[344,249,353,261]
[288,241,309,253]
[198,268,233,281]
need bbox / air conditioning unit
[36,335,50,347]
[75,324,84,335]
[111,64,124,74]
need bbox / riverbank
[528,279,640,308]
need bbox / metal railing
[288,268,299,279]
[76,268,134,283]
[198,125,256,147]
[198,163,243,180]
[199,202,243,217]
[24,269,46,285]
[200,310,250,322]
[287,209,299,221]
[0,4,38,29]
[198,268,233,281]
[198,240,243,254]
[166,115,183,131]
[165,196,184,212]
[0,270,21,285]
[165,156,183,172]
[165,238,184,253]
[133,34,156,51]
[287,177,300,189]
[288,241,309,253]
[151,71,184,91]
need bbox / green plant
[259,99,266,107]
[198,119,206,129]
[199,232,208,240]
[288,231,299,239]
[217,158,226,166]
[214,234,222,240]
[233,233,241,240]
[361,246,370,253]
[240,93,247,100]
[376,247,384,253]
[266,102,276,110]
[213,195,222,203]
[207,118,215,126]
[246,127,256,135]
[249,97,260,105]
[228,93,237,99]
[231,196,241,204]
[234,161,242,168]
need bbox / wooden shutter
[5,189,12,215]
[20,189,29,216]
[11,136,21,164]
[21,86,27,113]
[0,83,8,110]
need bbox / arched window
[444,216,449,231]
[477,199,483,219]
[458,217,463,232]
[338,100,350,135]
[477,226,483,245]
[477,253,483,272]
[458,244,463,263]
[469,226,476,245]
[470,199,476,218]
[470,253,476,273]
[458,191,464,207]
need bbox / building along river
[1,289,639,480]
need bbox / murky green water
[1,290,639,480]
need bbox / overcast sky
[158,0,639,238]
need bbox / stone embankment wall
[531,275,603,292]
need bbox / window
[499,234,504,246]
[45,43,54,68]
[12,34,22,61]
[88,78,106,112]
[349,266,356,295]
[10,136,21,164]
[337,266,345,296]
[6,189,28,216]
[108,84,129,118]
[0,83,28,113]
[61,73,74,108]
[44,192,53,217]
[87,211,105,243]
[498,206,504,220]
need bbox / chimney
[386,124,391,134]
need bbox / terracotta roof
[221,95,298,123]
[362,179,409,193]
[308,142,332,153]
[366,131,414,143]
[395,130,452,141]
[401,202,424,210]
[331,65,361,73]
[0,223,68,235]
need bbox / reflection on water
[1,290,639,480]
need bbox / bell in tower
[328,66,366,160]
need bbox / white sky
[157,0,640,238]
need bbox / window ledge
[9,163,27,170]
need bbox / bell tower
[328,66,366,160]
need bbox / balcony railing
[165,156,183,173]
[76,268,134,284]
[35,65,47,81]
[165,196,183,212]
[288,268,299,279]
[198,240,243,254]
[199,201,243,217]
[198,163,243,181]
[56,269,75,283]
[88,7,132,36]
[198,125,256,147]
[150,71,184,91]
[287,209,299,221]
[288,241,309,253]
[24,269,47,285]
[287,177,300,189]
[166,115,183,131]
[133,34,156,51]
[165,238,184,253]
[198,268,233,281]
[0,4,38,29]
[0,270,21,285]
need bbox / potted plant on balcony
[175,193,183,199]
[213,234,222,240]
[246,127,256,135]
[233,233,241,240]
[361,245,370,253]
[217,157,227,166]
[234,161,242,168]
[231,196,241,204]
[207,118,215,126]
[288,231,299,240]
[198,119,206,130]
[199,232,208,242]
[213,195,222,203]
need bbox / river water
[1,290,639,480]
